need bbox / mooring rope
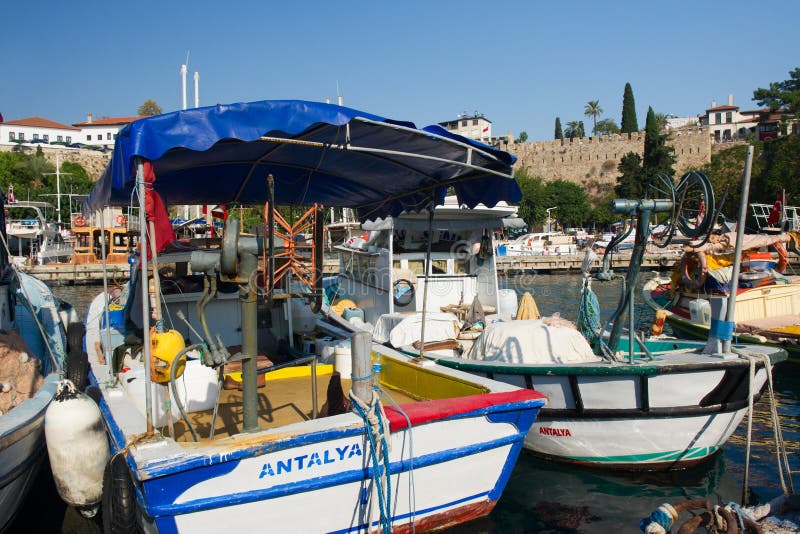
[350,389,393,533]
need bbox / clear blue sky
[2,0,798,142]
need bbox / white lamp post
[546,206,557,233]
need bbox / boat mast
[136,159,155,435]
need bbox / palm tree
[584,100,603,136]
[565,121,586,139]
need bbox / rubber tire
[67,322,86,353]
[102,454,139,534]
[65,350,89,392]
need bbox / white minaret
[181,64,188,110]
[194,71,199,108]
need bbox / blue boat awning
[85,100,520,221]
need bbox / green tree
[565,121,585,139]
[554,117,563,140]
[615,152,645,198]
[621,82,638,133]
[643,106,676,178]
[589,191,617,228]
[595,118,620,135]
[653,112,668,131]
[543,180,591,227]
[138,99,163,116]
[753,67,800,116]
[514,169,546,227]
[584,100,603,135]
[517,131,529,143]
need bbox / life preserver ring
[680,251,707,290]
[773,241,788,273]
[73,214,86,227]
[393,279,415,307]
[116,214,127,226]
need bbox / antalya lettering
[539,427,571,437]
[259,442,363,479]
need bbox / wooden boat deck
[163,372,419,442]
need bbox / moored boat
[65,99,546,533]
[642,231,800,362]
[325,171,789,470]
[0,195,71,530]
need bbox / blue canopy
[86,100,520,221]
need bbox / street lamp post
[546,206,557,233]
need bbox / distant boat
[6,201,72,265]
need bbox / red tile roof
[72,116,143,127]
[1,116,80,130]
[706,105,738,112]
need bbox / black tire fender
[65,350,89,392]
[67,322,86,353]
[102,454,139,534]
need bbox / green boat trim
[553,445,719,465]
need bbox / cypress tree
[621,83,638,133]
[555,117,563,140]
[643,106,676,178]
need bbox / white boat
[325,174,788,470]
[0,201,71,530]
[502,231,576,256]
[69,100,546,533]
[6,201,73,265]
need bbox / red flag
[482,126,489,132]
[143,161,176,256]
[766,193,784,226]
[7,184,15,204]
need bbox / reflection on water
[23,274,798,533]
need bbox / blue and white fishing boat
[66,100,546,533]
[0,195,71,530]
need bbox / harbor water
[12,272,799,533]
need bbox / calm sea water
[13,272,799,533]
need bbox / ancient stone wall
[500,127,712,199]
[0,145,111,180]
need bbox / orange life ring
[680,251,707,290]
[73,214,86,227]
[116,214,127,226]
[773,241,788,273]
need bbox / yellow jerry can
[150,329,187,383]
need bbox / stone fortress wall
[499,126,712,199]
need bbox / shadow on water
[455,452,737,533]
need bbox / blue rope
[352,394,393,532]
[639,508,674,532]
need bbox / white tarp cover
[387,312,459,348]
[466,319,600,364]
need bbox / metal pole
[418,201,435,358]
[722,145,754,354]
[137,160,154,435]
[98,208,112,365]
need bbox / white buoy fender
[45,380,110,509]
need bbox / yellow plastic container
[150,329,187,383]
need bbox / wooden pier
[22,262,133,284]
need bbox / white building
[697,94,759,142]
[72,113,143,148]
[1,113,142,150]
[438,112,493,142]
[0,117,80,146]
